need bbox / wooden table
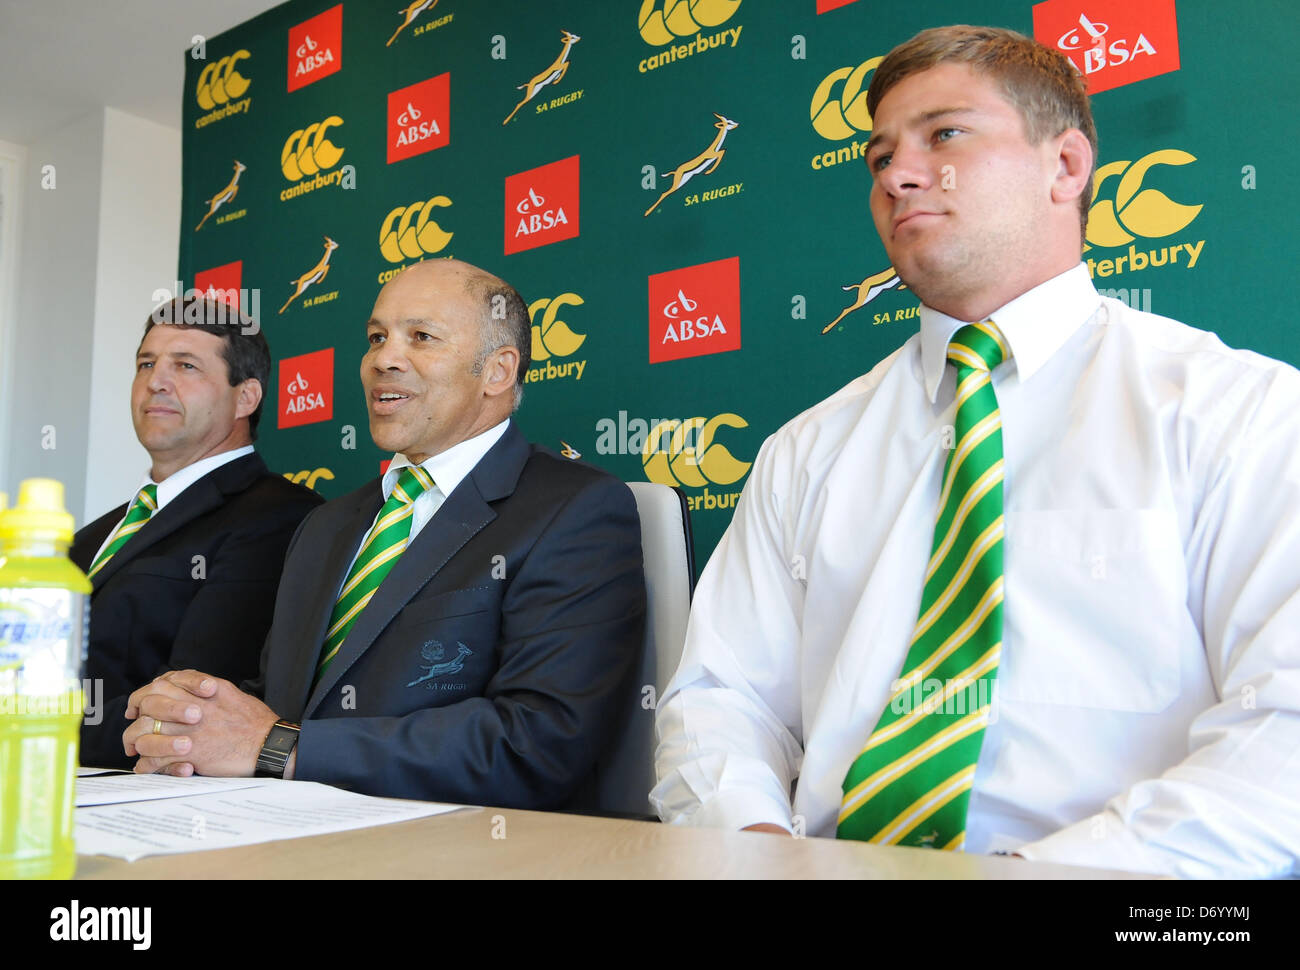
[74,805,1152,879]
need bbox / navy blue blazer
[71,452,322,769]
[250,421,647,810]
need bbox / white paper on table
[77,766,131,776]
[76,780,465,861]
[77,773,267,806]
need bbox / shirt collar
[382,419,510,502]
[139,445,255,512]
[919,263,1100,402]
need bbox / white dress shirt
[651,264,1300,878]
[89,445,255,565]
[339,420,509,583]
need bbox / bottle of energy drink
[0,479,91,879]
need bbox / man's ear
[236,378,263,421]
[1051,128,1094,209]
[481,346,520,400]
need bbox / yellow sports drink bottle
[0,479,91,879]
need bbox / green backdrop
[179,0,1300,572]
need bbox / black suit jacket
[71,452,322,768]
[250,421,647,810]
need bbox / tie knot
[948,321,1010,373]
[136,484,158,511]
[390,465,434,505]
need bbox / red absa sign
[278,348,334,429]
[1033,0,1180,95]
[647,256,741,364]
[504,155,580,255]
[287,4,343,93]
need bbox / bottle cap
[0,478,75,545]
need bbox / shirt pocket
[999,508,1184,712]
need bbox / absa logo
[647,256,740,364]
[278,349,334,429]
[1032,0,1180,95]
[288,5,343,93]
[387,73,450,164]
[504,155,580,255]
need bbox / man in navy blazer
[122,260,646,810]
[73,298,321,768]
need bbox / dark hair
[464,274,530,410]
[867,25,1098,241]
[141,295,270,439]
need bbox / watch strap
[255,720,301,778]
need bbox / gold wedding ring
[152,717,164,735]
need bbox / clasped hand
[123,670,279,777]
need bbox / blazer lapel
[304,421,533,714]
[274,486,377,712]
[89,454,267,591]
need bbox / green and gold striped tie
[315,465,435,684]
[87,484,159,579]
[838,321,1010,851]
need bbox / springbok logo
[530,293,586,360]
[1086,149,1202,249]
[380,196,454,262]
[195,161,246,231]
[279,236,338,314]
[642,414,751,489]
[822,266,905,333]
[196,51,251,109]
[638,0,741,45]
[387,0,439,47]
[281,117,344,180]
[504,30,580,125]
[645,114,738,216]
[811,57,881,140]
[283,467,335,490]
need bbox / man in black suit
[73,296,321,768]
[122,260,646,810]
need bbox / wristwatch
[255,720,301,778]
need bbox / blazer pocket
[396,585,497,629]
[999,508,1185,713]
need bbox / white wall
[0,137,28,502]
[84,108,180,524]
[5,111,105,524]
[1,107,180,527]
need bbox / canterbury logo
[1086,149,1203,249]
[642,414,751,488]
[529,293,586,360]
[284,468,335,490]
[196,51,251,109]
[380,196,454,262]
[810,57,881,140]
[638,0,741,45]
[280,117,345,181]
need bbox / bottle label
[0,588,84,694]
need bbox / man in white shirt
[120,260,646,810]
[651,25,1300,877]
[72,297,322,768]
